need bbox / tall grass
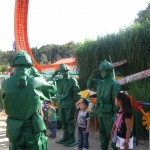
[75,22,150,89]
[127,78,150,102]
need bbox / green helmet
[59,64,70,71]
[10,50,33,67]
[98,60,114,71]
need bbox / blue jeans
[78,127,89,149]
[48,121,57,138]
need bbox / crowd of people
[41,60,133,150]
[1,50,133,150]
[42,92,133,150]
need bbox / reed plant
[75,22,150,89]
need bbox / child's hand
[85,128,89,133]
[76,99,83,107]
[123,141,129,150]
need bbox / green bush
[127,78,150,102]
[75,23,150,89]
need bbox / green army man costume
[1,50,56,150]
[52,64,81,147]
[87,60,121,150]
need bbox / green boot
[111,142,118,150]
[101,145,108,150]
[56,138,68,144]
[56,133,68,144]
[63,134,76,147]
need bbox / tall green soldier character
[52,64,81,147]
[1,50,56,150]
[87,60,121,150]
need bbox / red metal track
[14,0,42,71]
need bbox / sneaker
[56,138,68,144]
[50,136,56,139]
[82,148,88,150]
[74,147,82,150]
[64,138,75,145]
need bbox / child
[47,100,57,139]
[111,91,133,150]
[75,99,90,150]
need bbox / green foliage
[40,54,48,65]
[0,65,8,72]
[135,3,150,24]
[75,3,150,89]
[127,78,150,102]
[75,22,150,89]
[0,50,14,65]
[0,42,79,69]
[0,50,14,72]
[31,42,79,64]
[75,40,97,89]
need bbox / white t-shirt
[77,110,90,128]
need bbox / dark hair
[116,91,132,114]
[82,99,89,107]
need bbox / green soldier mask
[60,71,68,77]
[98,60,114,79]
[100,70,113,79]
[100,71,107,78]
[59,64,70,78]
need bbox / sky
[0,0,149,51]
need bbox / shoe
[50,136,56,139]
[56,138,68,144]
[82,148,88,150]
[74,147,82,150]
[64,138,75,146]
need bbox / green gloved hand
[52,70,59,78]
[91,69,101,79]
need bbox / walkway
[0,112,148,150]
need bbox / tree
[0,65,8,72]
[135,3,150,24]
[40,54,48,65]
[31,42,79,65]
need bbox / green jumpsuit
[1,50,56,150]
[87,60,121,150]
[53,64,81,147]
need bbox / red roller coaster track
[14,0,150,83]
[14,0,77,72]
[14,0,42,71]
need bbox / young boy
[47,100,57,139]
[75,99,90,150]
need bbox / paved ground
[0,112,149,150]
